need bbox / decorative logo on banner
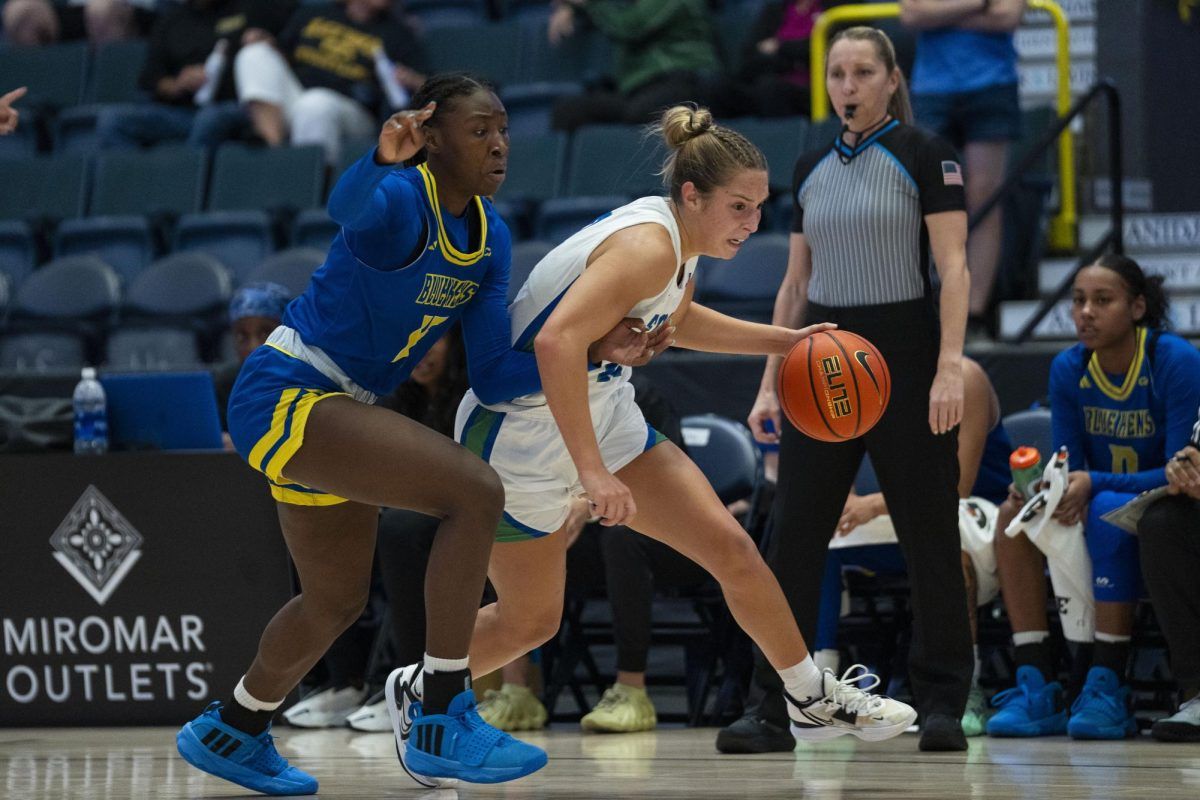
[49,486,143,606]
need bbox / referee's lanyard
[837,113,892,165]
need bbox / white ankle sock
[1012,630,1049,647]
[778,656,824,702]
[233,677,283,712]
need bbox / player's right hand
[748,389,781,444]
[376,102,436,165]
[579,468,636,527]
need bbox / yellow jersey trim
[416,163,487,267]
[1087,326,1146,403]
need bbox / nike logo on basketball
[854,350,880,393]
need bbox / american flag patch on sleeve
[941,160,963,186]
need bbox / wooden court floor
[3,726,1198,799]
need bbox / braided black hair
[403,72,497,167]
[1092,253,1170,329]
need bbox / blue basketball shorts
[1085,490,1144,603]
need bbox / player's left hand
[929,360,964,435]
[588,317,673,367]
[1053,470,1091,526]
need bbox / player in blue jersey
[175,73,657,795]
[990,254,1200,740]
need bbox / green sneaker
[476,683,548,732]
[580,684,657,733]
[961,683,990,737]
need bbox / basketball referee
[717,26,973,753]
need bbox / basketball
[777,330,891,442]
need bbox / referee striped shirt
[791,120,965,307]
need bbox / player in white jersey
[454,105,918,744]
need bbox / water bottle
[194,39,229,107]
[1009,446,1042,499]
[374,47,410,110]
[73,367,109,455]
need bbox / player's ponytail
[404,72,496,167]
[652,103,766,202]
[1094,253,1171,329]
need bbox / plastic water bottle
[374,48,410,110]
[194,39,229,107]
[1009,446,1042,499]
[73,367,109,455]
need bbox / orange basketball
[778,329,891,442]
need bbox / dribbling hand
[376,102,436,165]
[579,468,636,527]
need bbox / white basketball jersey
[492,196,697,412]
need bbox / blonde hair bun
[659,104,716,150]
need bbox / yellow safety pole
[810,0,1075,250]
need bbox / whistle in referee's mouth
[843,104,857,119]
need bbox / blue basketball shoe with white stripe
[395,677,548,784]
[176,702,317,796]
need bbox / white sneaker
[346,690,391,732]
[1152,695,1200,742]
[384,663,457,789]
[786,664,918,742]
[282,685,366,728]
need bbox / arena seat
[0,220,37,288]
[727,116,808,193]
[54,216,155,285]
[499,131,567,203]
[535,195,627,244]
[291,208,339,251]
[695,233,789,324]
[124,252,232,320]
[1001,407,1054,459]
[246,247,326,297]
[105,327,202,370]
[564,125,665,197]
[174,211,275,285]
[0,155,89,222]
[91,147,208,218]
[0,332,87,372]
[208,145,325,214]
[425,21,523,88]
[87,40,149,104]
[0,42,88,111]
[501,82,582,138]
[508,239,554,302]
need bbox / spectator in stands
[547,0,720,132]
[233,0,427,166]
[990,255,1200,740]
[213,281,290,436]
[899,0,1026,340]
[1139,406,1200,742]
[815,357,1012,738]
[0,87,26,135]
[96,0,296,150]
[1,0,156,46]
[724,0,826,118]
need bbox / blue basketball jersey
[1050,327,1200,494]
[284,162,508,398]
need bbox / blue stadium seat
[0,220,37,288]
[407,0,486,29]
[424,21,523,88]
[124,252,232,320]
[805,117,842,152]
[1002,408,1053,459]
[500,131,566,203]
[0,272,9,328]
[726,117,808,192]
[291,208,339,251]
[87,40,149,104]
[680,414,762,506]
[54,216,155,286]
[508,239,553,302]
[564,125,665,197]
[517,19,612,84]
[0,118,40,158]
[0,42,88,111]
[174,211,275,286]
[501,82,582,138]
[208,145,325,213]
[695,233,788,323]
[535,195,627,244]
[0,155,89,222]
[246,247,325,297]
[91,147,208,218]
[105,326,202,370]
[54,106,104,154]
[10,255,120,345]
[0,332,87,372]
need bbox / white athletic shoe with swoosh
[786,664,917,742]
[385,663,457,789]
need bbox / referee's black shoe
[918,713,968,751]
[715,714,796,754]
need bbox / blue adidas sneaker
[986,665,1068,737]
[404,690,548,784]
[1068,666,1137,740]
[176,702,317,796]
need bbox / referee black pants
[749,299,973,722]
[1138,494,1200,698]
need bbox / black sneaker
[919,713,968,751]
[715,714,795,754]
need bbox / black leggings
[1138,494,1200,697]
[750,299,973,722]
